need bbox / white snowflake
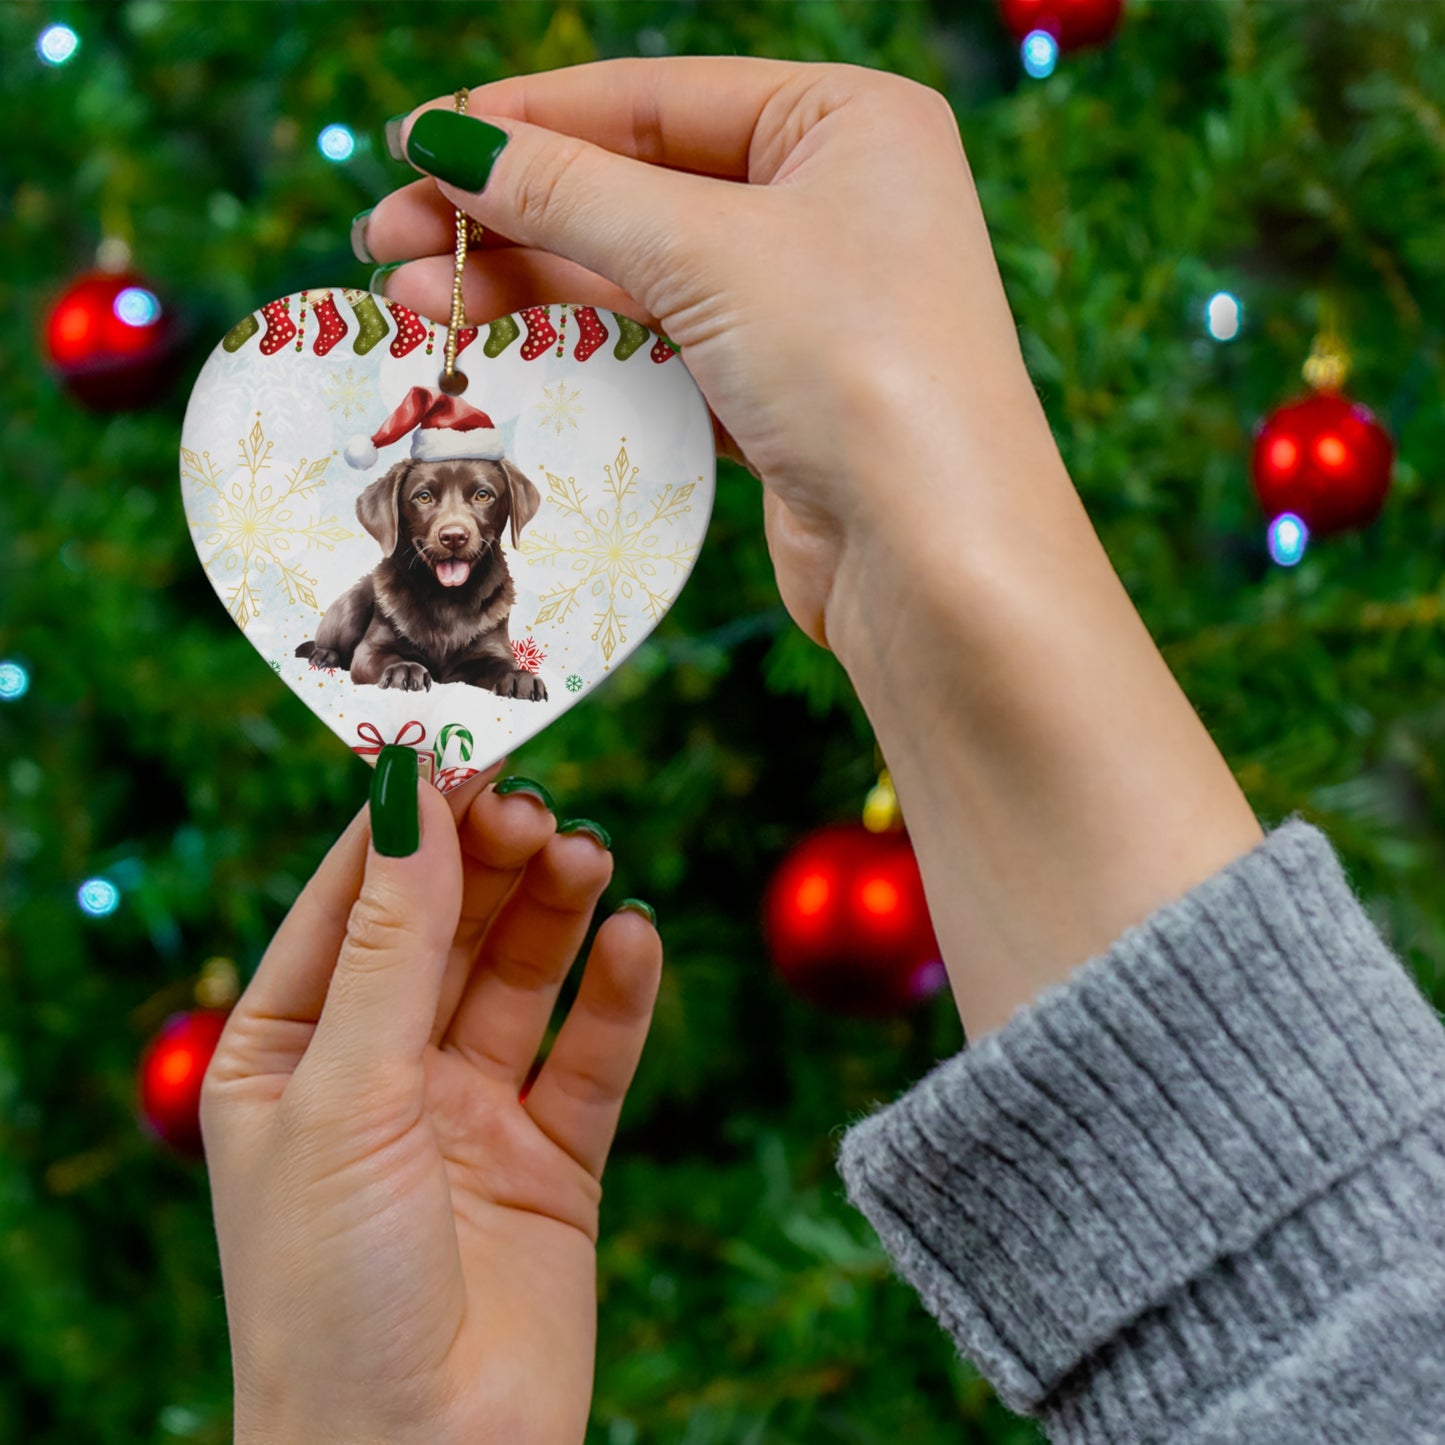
[535,381,584,436]
[321,363,374,420]
[181,418,354,626]
[520,441,697,662]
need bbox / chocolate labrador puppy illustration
[295,386,546,699]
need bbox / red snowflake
[512,636,546,674]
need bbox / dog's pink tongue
[436,559,471,587]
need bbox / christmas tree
[3,3,1444,1441]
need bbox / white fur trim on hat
[411,427,505,462]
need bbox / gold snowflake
[181,417,354,626]
[536,381,584,436]
[520,441,697,661]
[322,363,374,420]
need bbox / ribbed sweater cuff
[835,819,1445,1428]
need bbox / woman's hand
[202,758,661,1445]
[362,58,1262,1040]
[361,57,1052,655]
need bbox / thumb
[396,106,738,318]
[303,746,463,1089]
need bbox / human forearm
[825,382,1262,1040]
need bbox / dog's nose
[438,526,469,552]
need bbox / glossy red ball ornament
[763,823,945,1017]
[998,0,1125,49]
[137,1009,230,1157]
[44,270,180,410]
[1251,392,1394,537]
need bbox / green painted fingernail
[369,261,403,296]
[384,113,409,162]
[370,746,420,857]
[617,898,656,926]
[405,110,510,192]
[350,208,375,265]
[494,775,555,812]
[558,818,612,850]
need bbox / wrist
[815,325,1065,642]
[823,372,1077,675]
[823,420,1261,1039]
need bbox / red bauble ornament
[137,1009,230,1157]
[1251,392,1394,537]
[998,0,1124,49]
[44,270,180,410]
[763,823,945,1017]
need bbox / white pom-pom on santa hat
[344,385,504,469]
[344,434,378,469]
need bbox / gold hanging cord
[440,88,477,395]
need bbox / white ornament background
[179,294,715,779]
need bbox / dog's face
[356,457,541,587]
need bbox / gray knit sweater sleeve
[835,819,1445,1443]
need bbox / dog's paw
[307,646,341,670]
[494,669,548,702]
[379,661,432,692]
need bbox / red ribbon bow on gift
[351,720,427,756]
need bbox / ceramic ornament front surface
[180,291,715,788]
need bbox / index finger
[404,55,809,182]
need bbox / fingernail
[558,818,612,850]
[616,898,656,926]
[384,113,409,162]
[494,775,555,812]
[405,110,510,192]
[350,208,375,265]
[369,261,403,297]
[370,746,420,857]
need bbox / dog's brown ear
[499,459,542,550]
[356,461,410,555]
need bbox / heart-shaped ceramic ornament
[180,291,715,790]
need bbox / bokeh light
[1267,436,1299,476]
[0,660,29,701]
[859,876,901,918]
[909,958,948,1001]
[317,123,356,162]
[1205,291,1242,341]
[77,878,121,917]
[1267,512,1309,567]
[37,24,79,66]
[1021,30,1059,79]
[158,1045,200,1087]
[793,872,831,918]
[114,287,161,328]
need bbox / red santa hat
[345,385,504,470]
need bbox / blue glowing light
[37,24,79,66]
[318,124,356,162]
[1022,30,1059,79]
[0,660,29,700]
[1267,512,1309,567]
[1205,291,1242,342]
[114,287,161,328]
[78,877,121,917]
